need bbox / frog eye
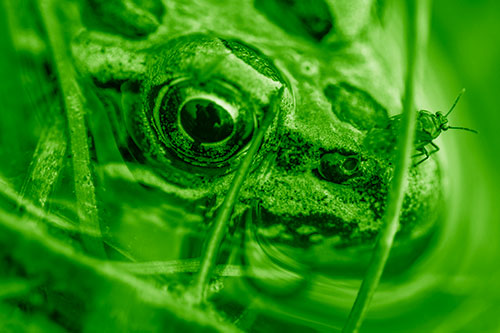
[318,152,360,183]
[152,77,256,168]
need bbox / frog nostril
[318,152,360,184]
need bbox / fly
[364,89,477,165]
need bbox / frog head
[72,0,442,272]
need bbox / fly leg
[412,150,425,158]
[427,141,440,157]
[414,142,440,166]
[413,147,429,166]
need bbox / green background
[424,0,500,330]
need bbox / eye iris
[180,99,234,143]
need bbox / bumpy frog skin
[71,0,442,265]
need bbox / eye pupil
[179,99,234,143]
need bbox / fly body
[364,89,477,165]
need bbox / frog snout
[317,152,361,184]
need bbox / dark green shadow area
[254,0,333,41]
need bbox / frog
[0,0,448,330]
[68,0,443,271]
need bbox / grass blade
[0,207,240,332]
[37,0,105,256]
[342,1,432,332]
[20,114,67,208]
[192,88,283,303]
[115,260,244,277]
[0,175,100,236]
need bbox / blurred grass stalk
[192,89,283,303]
[36,0,105,256]
[342,0,432,332]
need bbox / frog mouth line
[246,202,438,278]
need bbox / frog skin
[70,0,443,267]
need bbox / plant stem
[192,89,282,303]
[37,0,105,257]
[342,1,431,332]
